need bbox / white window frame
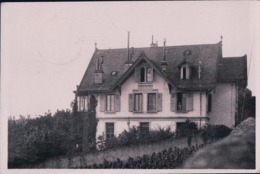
[106,122,114,139]
[140,66,153,83]
[180,64,190,80]
[134,93,143,112]
[77,96,88,112]
[106,94,115,112]
[147,93,156,112]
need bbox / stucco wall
[95,71,208,138]
[208,83,237,127]
[96,72,207,118]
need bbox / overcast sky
[2,1,258,118]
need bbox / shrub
[105,137,120,149]
[200,124,232,143]
[118,127,141,146]
[85,144,206,169]
[176,119,198,138]
[100,125,175,150]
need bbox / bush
[85,144,206,169]
[176,119,198,138]
[105,137,120,149]
[200,124,232,143]
[97,126,175,150]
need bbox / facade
[75,39,247,141]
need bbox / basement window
[106,122,114,139]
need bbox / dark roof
[77,42,246,94]
[218,56,247,83]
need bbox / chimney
[125,31,134,72]
[161,38,168,71]
[94,55,104,84]
[150,35,158,47]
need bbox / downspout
[198,61,202,128]
[231,83,233,126]
[199,85,202,128]
[235,80,239,125]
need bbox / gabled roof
[218,55,247,83]
[77,41,244,94]
[112,51,176,89]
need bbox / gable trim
[112,52,176,90]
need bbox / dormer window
[146,67,153,82]
[180,64,191,80]
[139,66,153,83]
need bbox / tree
[176,119,198,146]
[83,95,98,152]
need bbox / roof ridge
[222,56,245,59]
[96,42,220,51]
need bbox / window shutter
[129,94,134,112]
[151,68,153,82]
[115,93,120,112]
[141,94,143,111]
[182,93,187,111]
[135,67,141,82]
[170,93,176,111]
[186,66,190,79]
[100,94,106,112]
[186,92,193,111]
[180,67,183,79]
[156,93,162,112]
[77,96,80,111]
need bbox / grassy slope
[34,135,203,168]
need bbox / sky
[1,1,258,118]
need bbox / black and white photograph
[1,1,259,173]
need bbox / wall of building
[95,71,208,139]
[96,72,208,118]
[208,83,237,128]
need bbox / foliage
[176,119,198,138]
[200,124,232,143]
[97,126,175,150]
[8,110,73,168]
[82,95,98,152]
[8,95,99,168]
[85,144,205,169]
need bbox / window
[140,122,149,134]
[110,71,118,76]
[106,94,115,111]
[171,92,193,112]
[177,93,185,111]
[134,94,143,112]
[77,96,88,111]
[180,65,190,80]
[146,67,153,82]
[129,93,162,112]
[106,123,114,139]
[138,66,153,83]
[100,93,120,112]
[184,50,191,55]
[147,93,156,112]
[182,67,186,79]
[207,93,212,113]
[140,68,145,82]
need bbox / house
[74,36,247,141]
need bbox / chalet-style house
[75,37,247,141]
